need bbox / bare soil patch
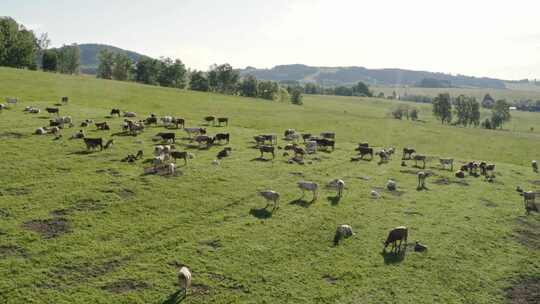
[322,274,338,285]
[50,198,106,217]
[505,276,540,304]
[102,279,149,293]
[192,283,211,296]
[23,218,71,239]
[514,217,540,250]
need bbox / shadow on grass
[68,150,97,155]
[249,208,273,219]
[289,199,314,208]
[161,290,185,304]
[250,157,274,162]
[381,247,407,265]
[327,196,341,205]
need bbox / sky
[4,0,540,80]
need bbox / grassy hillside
[0,68,539,304]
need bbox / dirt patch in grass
[505,276,540,304]
[433,177,469,186]
[514,217,540,250]
[23,218,71,239]
[102,188,135,199]
[39,257,130,290]
[192,283,211,296]
[480,198,498,208]
[0,187,32,196]
[0,132,24,139]
[50,198,106,217]
[0,245,28,259]
[322,274,338,285]
[102,279,149,293]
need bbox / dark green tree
[158,58,187,88]
[432,93,452,124]
[97,49,114,79]
[135,57,161,85]
[257,81,279,100]
[491,99,511,129]
[290,87,303,105]
[57,44,80,74]
[189,70,209,91]
[41,49,58,72]
[112,53,132,81]
[239,75,258,97]
[0,17,39,69]
[352,81,372,97]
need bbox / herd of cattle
[2,96,539,297]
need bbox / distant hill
[77,44,150,74]
[239,64,507,89]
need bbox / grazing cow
[259,134,277,146]
[455,170,465,178]
[297,181,318,201]
[160,116,174,126]
[259,190,280,210]
[0,103,5,110]
[194,135,214,148]
[178,266,192,297]
[320,131,335,139]
[184,127,206,138]
[61,96,69,104]
[103,139,114,149]
[173,118,185,129]
[417,171,430,189]
[523,191,538,214]
[171,151,193,165]
[83,138,103,150]
[24,106,40,114]
[110,108,121,116]
[301,133,312,142]
[259,145,275,159]
[402,148,416,160]
[305,140,318,154]
[533,160,538,173]
[356,145,373,160]
[387,179,397,191]
[328,179,345,197]
[439,158,454,171]
[145,116,158,126]
[479,162,496,178]
[414,242,428,252]
[70,130,85,139]
[377,150,390,163]
[49,126,60,135]
[284,129,295,138]
[217,117,228,126]
[467,161,479,176]
[316,138,335,151]
[333,224,354,246]
[217,147,232,159]
[287,144,305,159]
[46,107,60,115]
[35,127,48,135]
[253,135,265,147]
[95,122,110,130]
[413,154,426,169]
[204,116,215,125]
[123,111,137,118]
[214,133,230,144]
[157,132,176,143]
[383,226,408,253]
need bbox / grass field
[0,67,539,304]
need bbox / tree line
[432,93,511,129]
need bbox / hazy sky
[4,0,540,79]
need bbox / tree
[432,93,452,124]
[238,75,258,97]
[41,49,58,72]
[334,86,353,96]
[189,70,209,91]
[57,44,80,74]
[158,58,187,88]
[454,95,469,126]
[352,81,372,97]
[135,57,161,85]
[0,17,39,69]
[96,49,114,79]
[112,53,132,81]
[410,107,419,121]
[482,93,495,109]
[491,99,511,129]
[209,63,239,94]
[469,99,481,126]
[290,87,303,105]
[257,80,279,100]
[277,87,290,102]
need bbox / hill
[77,43,150,74]
[0,68,539,303]
[239,64,507,89]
